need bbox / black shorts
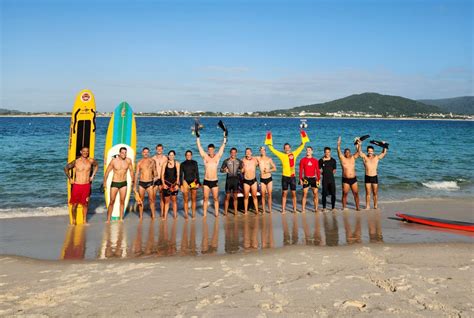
[243,178,256,186]
[282,176,296,191]
[342,177,357,186]
[153,179,163,187]
[203,179,219,189]
[163,188,178,197]
[365,175,379,184]
[302,177,318,189]
[139,180,153,190]
[225,176,239,193]
[260,176,273,185]
[111,181,127,189]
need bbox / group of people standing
[65,123,388,225]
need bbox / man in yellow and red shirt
[265,131,309,213]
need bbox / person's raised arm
[356,141,365,160]
[378,144,388,160]
[294,142,306,158]
[337,137,343,160]
[196,137,207,158]
[216,136,227,159]
[64,160,76,183]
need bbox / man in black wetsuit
[220,147,243,215]
[319,147,337,211]
[181,150,200,219]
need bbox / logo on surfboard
[81,92,91,102]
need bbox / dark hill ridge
[419,96,474,115]
[266,92,443,116]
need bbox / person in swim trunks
[104,147,135,222]
[220,147,242,215]
[319,147,337,211]
[64,147,98,225]
[241,148,259,215]
[181,150,200,219]
[299,146,321,213]
[196,128,227,217]
[258,146,276,213]
[267,133,307,213]
[134,147,158,220]
[152,144,168,217]
[357,140,388,209]
[337,137,360,211]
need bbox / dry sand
[1,243,473,317]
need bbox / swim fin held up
[370,140,389,149]
[194,119,200,138]
[354,134,370,145]
[264,131,273,145]
[218,120,228,137]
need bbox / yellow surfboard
[67,89,96,224]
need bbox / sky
[1,0,473,112]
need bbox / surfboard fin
[218,120,228,137]
[194,119,200,138]
[370,140,389,149]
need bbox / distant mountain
[0,108,24,114]
[418,96,474,115]
[265,93,442,116]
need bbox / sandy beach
[1,243,472,317]
[0,198,473,316]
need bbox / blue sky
[1,0,472,112]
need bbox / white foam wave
[0,206,106,219]
[422,181,460,191]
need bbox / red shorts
[70,183,91,205]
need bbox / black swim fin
[354,134,370,145]
[217,120,228,137]
[194,119,200,138]
[370,140,389,149]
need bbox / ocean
[0,117,473,218]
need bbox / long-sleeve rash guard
[268,143,305,177]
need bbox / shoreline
[0,114,472,121]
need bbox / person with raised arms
[195,123,227,217]
[266,131,308,213]
[357,139,388,209]
[180,150,200,219]
[337,137,360,211]
[299,146,321,213]
[220,147,242,216]
[103,147,134,222]
[134,147,158,220]
[64,147,99,225]
[258,146,277,213]
[241,148,260,215]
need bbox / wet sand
[0,198,472,260]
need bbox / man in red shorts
[64,147,98,225]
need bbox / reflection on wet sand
[61,225,86,260]
[343,211,362,244]
[94,210,385,259]
[324,212,339,246]
[368,210,384,243]
[99,223,127,259]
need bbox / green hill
[418,96,473,115]
[266,92,443,116]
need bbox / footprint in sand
[195,282,211,290]
[341,300,367,310]
[213,295,224,304]
[254,284,263,292]
[195,298,211,309]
